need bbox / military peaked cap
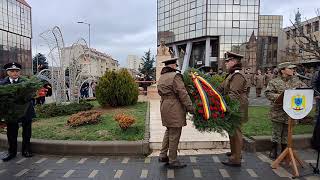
[224,51,244,61]
[277,62,296,69]
[162,57,178,66]
[3,62,22,71]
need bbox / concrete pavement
[0,149,319,179]
[148,87,270,150]
[149,99,229,150]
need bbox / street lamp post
[77,21,91,48]
[77,21,92,74]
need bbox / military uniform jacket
[264,76,306,124]
[254,74,264,88]
[264,73,273,87]
[217,69,248,123]
[244,73,253,87]
[157,67,193,127]
[0,77,35,124]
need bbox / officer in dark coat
[312,114,320,151]
[0,62,35,162]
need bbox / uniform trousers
[256,88,262,97]
[271,121,288,144]
[246,87,251,96]
[6,121,32,155]
[159,127,182,163]
[229,127,243,163]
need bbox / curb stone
[243,134,312,152]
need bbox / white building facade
[127,55,142,71]
[62,45,119,78]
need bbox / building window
[313,21,319,32]
[299,26,304,35]
[232,20,240,28]
[190,1,196,9]
[233,0,240,5]
[273,50,277,58]
[286,31,290,40]
[292,29,297,37]
[306,24,312,34]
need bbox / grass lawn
[28,102,147,141]
[243,106,315,137]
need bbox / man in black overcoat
[0,62,35,162]
[312,116,320,151]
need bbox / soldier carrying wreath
[0,62,41,162]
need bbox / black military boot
[167,161,187,169]
[281,144,287,152]
[269,142,278,159]
[1,153,16,162]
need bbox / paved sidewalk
[148,88,271,150]
[248,87,270,106]
[149,99,229,150]
[0,149,319,179]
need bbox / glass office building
[157,0,282,72]
[0,0,32,78]
[257,15,283,69]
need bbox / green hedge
[96,69,139,107]
[35,102,93,118]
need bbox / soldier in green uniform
[265,62,306,159]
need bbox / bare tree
[285,10,320,61]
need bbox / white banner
[283,89,314,120]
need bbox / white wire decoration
[37,26,67,104]
[68,38,96,102]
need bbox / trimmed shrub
[96,69,139,107]
[67,110,102,127]
[114,113,136,130]
[35,102,93,118]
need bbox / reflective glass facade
[257,15,282,69]
[207,0,259,60]
[158,0,207,42]
[157,0,260,69]
[0,0,32,78]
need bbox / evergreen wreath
[0,76,43,123]
[183,69,241,135]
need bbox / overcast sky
[28,0,319,67]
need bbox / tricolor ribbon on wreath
[190,72,227,120]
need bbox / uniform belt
[161,96,177,100]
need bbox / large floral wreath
[0,76,43,123]
[183,69,241,135]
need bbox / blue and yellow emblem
[291,94,306,111]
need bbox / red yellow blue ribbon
[196,76,227,113]
[191,73,211,120]
[191,72,227,120]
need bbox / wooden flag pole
[271,117,304,177]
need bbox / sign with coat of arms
[283,89,314,120]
